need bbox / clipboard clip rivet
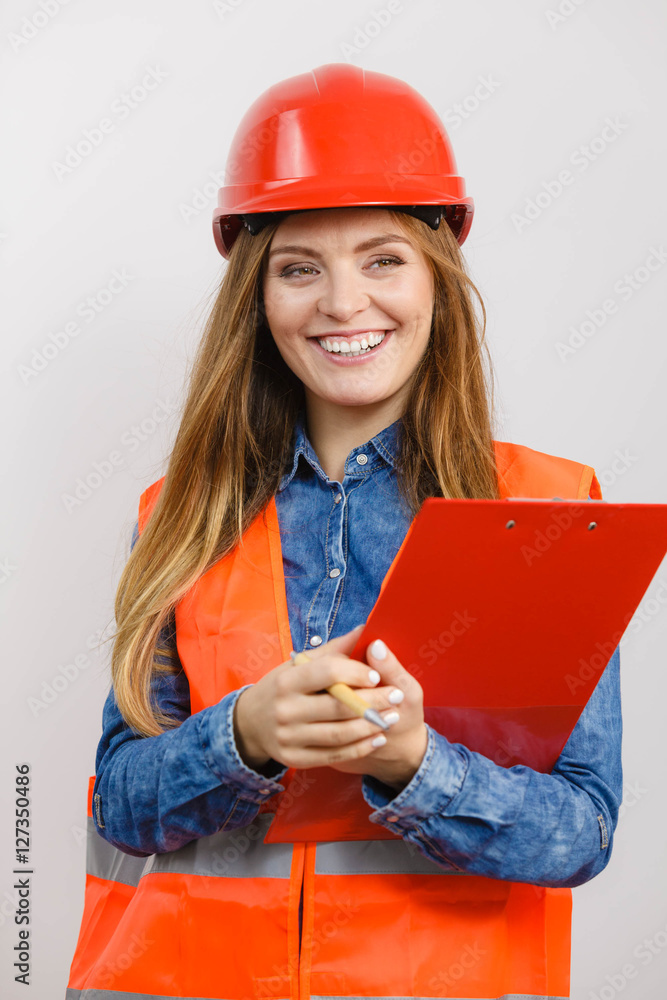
[505,520,516,529]
[588,522,598,530]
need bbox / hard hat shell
[213,63,474,258]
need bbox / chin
[317,391,389,408]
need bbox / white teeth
[317,332,386,355]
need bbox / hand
[328,638,428,790]
[233,625,404,771]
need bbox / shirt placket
[302,443,382,649]
[303,482,348,649]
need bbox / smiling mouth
[311,331,391,357]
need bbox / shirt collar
[278,408,403,492]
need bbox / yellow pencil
[290,649,390,731]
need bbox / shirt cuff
[199,685,289,803]
[361,724,468,833]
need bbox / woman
[66,64,622,1000]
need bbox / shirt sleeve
[92,518,289,857]
[361,644,623,888]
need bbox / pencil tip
[365,709,390,731]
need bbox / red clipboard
[263,498,667,843]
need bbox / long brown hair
[110,209,500,736]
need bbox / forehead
[269,207,410,247]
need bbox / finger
[284,653,384,696]
[287,686,402,723]
[276,723,391,767]
[364,639,415,696]
[277,712,398,749]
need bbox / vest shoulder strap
[138,474,166,533]
[493,440,602,499]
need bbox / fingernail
[369,639,387,660]
[384,711,400,725]
[388,688,404,704]
[368,669,381,685]
[371,734,387,747]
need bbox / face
[261,208,435,415]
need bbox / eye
[369,255,405,269]
[279,265,318,277]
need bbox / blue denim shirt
[93,410,623,893]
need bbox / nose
[316,264,371,322]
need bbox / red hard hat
[213,63,474,258]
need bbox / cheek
[382,271,433,319]
[263,282,310,334]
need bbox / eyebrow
[267,233,414,258]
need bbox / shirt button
[259,787,270,794]
[310,635,323,646]
[329,568,340,578]
[356,454,368,465]
[387,815,399,822]
[334,494,342,504]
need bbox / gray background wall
[2,1,666,997]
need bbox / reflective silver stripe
[86,816,149,887]
[141,812,293,880]
[315,837,468,876]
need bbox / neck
[303,394,404,483]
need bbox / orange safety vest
[66,440,602,1000]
